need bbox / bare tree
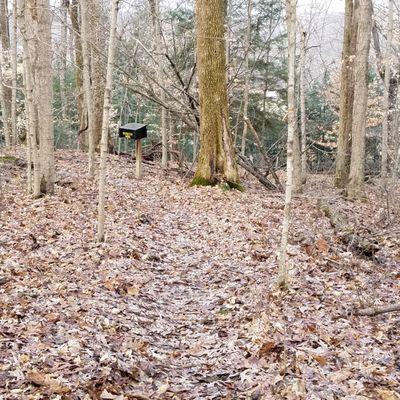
[0,0,12,147]
[80,0,95,177]
[97,0,120,243]
[240,0,252,157]
[347,0,373,198]
[381,0,393,177]
[149,0,168,168]
[278,0,297,288]
[336,0,358,189]
[300,29,308,183]
[11,0,18,146]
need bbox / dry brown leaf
[26,371,70,394]
[315,238,329,253]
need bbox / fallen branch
[356,303,400,316]
[237,155,277,190]
[244,117,282,189]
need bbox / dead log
[356,303,400,316]
[319,201,380,258]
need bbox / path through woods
[0,150,399,398]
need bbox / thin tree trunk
[300,30,307,183]
[336,0,358,188]
[0,0,12,147]
[96,0,120,243]
[59,0,68,122]
[278,0,297,288]
[240,0,252,157]
[381,0,393,177]
[191,0,240,188]
[0,43,11,147]
[69,0,86,150]
[149,0,168,168]
[80,0,95,177]
[347,0,373,199]
[11,0,17,146]
[90,0,106,150]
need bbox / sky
[299,0,345,14]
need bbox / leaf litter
[0,149,399,399]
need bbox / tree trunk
[11,0,18,146]
[240,0,252,157]
[90,0,106,150]
[96,0,120,243]
[300,30,307,183]
[278,0,297,288]
[191,0,240,188]
[347,0,372,199]
[149,0,168,169]
[0,0,12,147]
[59,0,68,123]
[68,0,87,150]
[19,0,55,195]
[336,0,358,188]
[80,0,95,177]
[381,0,393,177]
[17,0,40,194]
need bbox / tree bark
[80,0,95,177]
[336,0,358,188]
[68,0,86,150]
[149,0,168,168]
[191,0,240,188]
[0,0,12,147]
[96,0,120,243]
[17,0,40,194]
[59,0,68,123]
[347,0,372,199]
[300,30,307,183]
[90,0,106,149]
[278,0,297,288]
[240,0,252,157]
[381,0,393,177]
[11,0,17,146]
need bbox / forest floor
[0,148,400,400]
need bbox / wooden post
[136,139,142,178]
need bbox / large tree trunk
[278,0,297,288]
[68,0,86,150]
[96,0,120,243]
[336,0,358,188]
[29,0,55,195]
[191,0,240,188]
[0,0,12,147]
[18,0,45,196]
[347,0,373,199]
[381,0,393,177]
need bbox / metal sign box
[118,123,147,140]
